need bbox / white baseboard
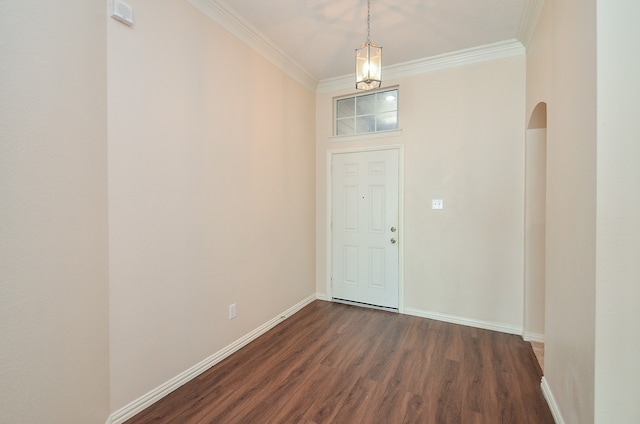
[541,376,564,424]
[106,294,316,424]
[523,331,545,343]
[315,292,330,301]
[403,307,522,335]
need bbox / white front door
[331,149,399,309]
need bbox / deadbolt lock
[390,226,397,232]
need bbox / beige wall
[316,56,527,330]
[594,1,640,422]
[524,128,546,339]
[107,0,316,411]
[544,10,598,419]
[523,2,552,344]
[527,0,604,422]
[527,1,640,421]
[0,1,110,423]
[5,1,638,422]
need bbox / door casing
[326,145,405,313]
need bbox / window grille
[335,88,398,136]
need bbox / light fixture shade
[355,41,382,90]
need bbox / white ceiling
[217,0,529,82]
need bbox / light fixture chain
[367,0,371,42]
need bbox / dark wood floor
[125,300,554,424]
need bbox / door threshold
[332,298,399,313]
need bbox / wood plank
[125,301,555,424]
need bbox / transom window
[335,88,398,136]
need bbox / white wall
[107,0,316,412]
[316,56,526,331]
[0,1,110,423]
[594,1,640,422]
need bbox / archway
[524,102,547,369]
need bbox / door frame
[326,144,405,313]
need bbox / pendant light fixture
[355,0,382,90]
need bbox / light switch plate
[111,0,134,26]
[432,199,444,209]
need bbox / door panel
[331,149,399,309]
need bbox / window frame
[333,87,399,137]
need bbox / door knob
[390,237,397,244]
[390,226,397,232]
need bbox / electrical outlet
[432,199,444,209]
[229,303,237,320]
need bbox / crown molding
[517,0,545,50]
[188,0,532,95]
[187,0,318,92]
[317,39,525,94]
